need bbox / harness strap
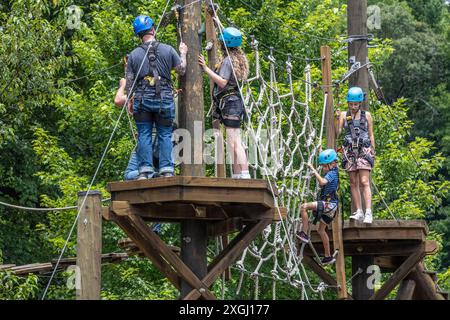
[133,110,173,127]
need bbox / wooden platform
[105,177,285,300]
[301,219,445,300]
[106,176,286,223]
[307,220,434,257]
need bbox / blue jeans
[124,151,139,181]
[134,90,175,175]
[123,150,162,233]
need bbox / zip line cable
[0,198,111,212]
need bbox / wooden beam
[310,221,428,243]
[302,256,351,296]
[352,255,374,300]
[111,201,278,222]
[113,186,274,208]
[321,45,347,299]
[113,215,182,290]
[125,214,216,299]
[369,244,426,300]
[76,190,102,300]
[108,176,275,193]
[347,0,369,110]
[183,219,271,300]
[408,263,445,300]
[395,279,416,300]
[305,240,436,257]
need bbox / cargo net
[214,38,337,300]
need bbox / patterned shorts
[313,201,338,225]
[343,146,375,172]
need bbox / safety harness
[134,41,173,127]
[313,167,339,224]
[210,59,244,128]
[343,110,374,167]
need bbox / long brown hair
[220,43,249,82]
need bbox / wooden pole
[76,190,102,300]
[177,0,208,298]
[408,263,445,300]
[351,255,374,299]
[347,0,369,111]
[347,0,370,214]
[321,45,347,299]
[396,279,416,300]
[178,0,205,177]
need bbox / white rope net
[219,38,336,300]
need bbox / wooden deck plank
[108,176,275,193]
[304,240,437,257]
[111,201,281,222]
[310,220,427,243]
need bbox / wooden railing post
[77,190,102,300]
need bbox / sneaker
[137,172,151,180]
[363,209,373,224]
[161,172,174,178]
[321,256,336,265]
[350,209,364,221]
[296,231,310,243]
[239,172,251,179]
[232,173,241,179]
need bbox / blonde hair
[220,44,249,82]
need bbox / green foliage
[0,271,39,300]
[0,0,449,300]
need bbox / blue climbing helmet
[318,149,338,165]
[218,27,243,48]
[133,15,154,35]
[347,86,364,102]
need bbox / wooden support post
[369,244,426,300]
[181,220,208,297]
[178,0,208,299]
[76,190,102,300]
[351,255,374,300]
[396,279,416,300]
[178,0,205,177]
[408,263,445,300]
[347,0,369,111]
[347,0,370,213]
[183,220,271,300]
[321,45,347,299]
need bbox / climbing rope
[210,7,331,300]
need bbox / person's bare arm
[308,163,328,186]
[198,54,228,88]
[174,43,188,76]
[114,78,127,107]
[367,111,375,150]
[337,111,346,138]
